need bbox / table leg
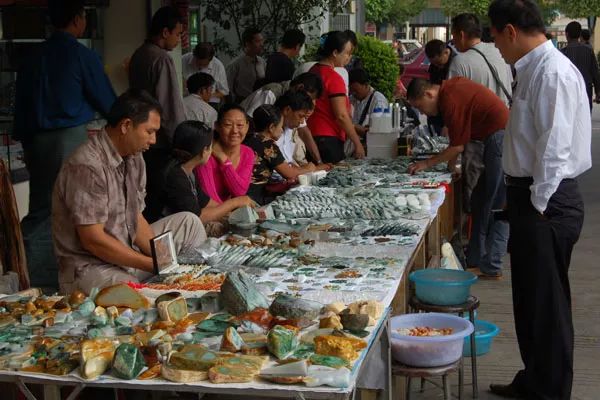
[459,355,464,400]
[16,379,38,400]
[43,384,60,400]
[442,375,450,400]
[378,317,392,400]
[469,310,478,398]
[65,384,85,400]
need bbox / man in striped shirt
[561,21,600,109]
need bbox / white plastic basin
[391,313,474,367]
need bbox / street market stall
[0,158,455,400]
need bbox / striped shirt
[561,42,600,103]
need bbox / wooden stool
[393,360,461,400]
[409,295,480,398]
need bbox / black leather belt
[504,175,533,188]
[505,176,576,188]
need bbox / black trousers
[507,179,583,400]
[314,136,345,164]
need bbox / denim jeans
[466,130,509,275]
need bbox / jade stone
[112,343,146,380]
[196,319,231,334]
[219,271,269,316]
[291,343,315,360]
[170,345,219,371]
[116,326,135,335]
[78,300,95,316]
[339,311,369,331]
[210,313,233,322]
[200,292,221,313]
[92,307,108,326]
[87,328,103,339]
[143,309,158,324]
[115,316,131,327]
[220,326,244,352]
[309,354,349,369]
[269,294,322,320]
[267,325,298,360]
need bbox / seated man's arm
[134,213,155,256]
[77,224,153,272]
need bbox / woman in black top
[161,121,254,223]
[245,104,315,204]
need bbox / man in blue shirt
[14,0,116,288]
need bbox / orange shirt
[439,77,509,147]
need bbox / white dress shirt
[182,53,229,103]
[183,94,218,128]
[276,127,296,165]
[504,39,592,213]
[241,88,278,116]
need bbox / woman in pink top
[194,104,254,203]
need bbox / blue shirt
[13,31,116,141]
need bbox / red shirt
[307,63,350,141]
[439,77,509,147]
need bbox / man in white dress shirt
[183,72,218,128]
[487,1,591,399]
[182,42,228,106]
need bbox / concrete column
[103,0,183,95]
[103,0,147,94]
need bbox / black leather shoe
[489,383,525,398]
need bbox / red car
[400,48,430,88]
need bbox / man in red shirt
[408,77,509,279]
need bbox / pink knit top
[194,144,254,204]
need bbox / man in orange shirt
[407,77,509,279]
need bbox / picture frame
[150,231,178,275]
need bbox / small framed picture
[150,231,178,274]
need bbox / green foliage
[366,0,394,24]
[354,35,400,100]
[199,0,348,56]
[366,0,426,25]
[538,1,561,26]
[388,0,427,25]
[442,0,560,27]
[301,39,321,63]
[557,0,600,17]
[441,0,492,19]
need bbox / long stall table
[0,158,453,400]
[0,312,392,400]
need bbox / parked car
[400,48,430,87]
[399,39,422,53]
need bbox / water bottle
[370,107,383,132]
[382,108,393,133]
[393,103,401,129]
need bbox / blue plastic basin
[409,269,478,306]
[463,320,500,356]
